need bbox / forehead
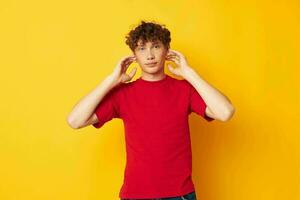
[137,39,162,46]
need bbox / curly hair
[125,20,171,52]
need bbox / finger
[166,58,179,65]
[166,53,177,57]
[166,57,179,62]
[167,53,179,57]
[125,57,136,64]
[166,55,178,60]
[167,64,175,73]
[168,50,184,59]
[123,57,135,65]
[120,58,130,66]
[122,61,132,71]
[167,51,177,57]
[170,49,185,59]
[123,57,134,64]
[168,49,177,54]
[121,55,135,63]
[166,55,180,61]
[128,67,137,78]
[165,57,177,62]
[121,60,133,72]
[166,54,177,57]
[123,58,132,64]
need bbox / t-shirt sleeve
[187,81,215,122]
[92,85,122,129]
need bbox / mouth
[145,62,158,66]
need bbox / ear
[165,49,170,57]
[132,53,138,62]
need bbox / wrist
[182,66,195,78]
[106,74,120,87]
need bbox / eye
[139,47,144,50]
[154,45,160,48]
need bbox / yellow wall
[1,0,299,199]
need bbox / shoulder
[105,82,127,99]
[110,79,136,95]
[164,75,191,97]
[170,76,191,90]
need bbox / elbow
[219,105,236,122]
[66,116,80,129]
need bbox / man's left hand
[165,49,193,78]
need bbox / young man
[67,20,235,200]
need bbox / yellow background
[1,0,299,199]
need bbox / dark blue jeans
[120,191,197,200]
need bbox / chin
[144,67,164,74]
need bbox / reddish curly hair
[125,20,171,52]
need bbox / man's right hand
[111,55,137,84]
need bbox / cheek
[135,53,143,60]
[158,50,167,57]
[134,55,141,63]
[158,53,167,61]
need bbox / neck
[141,71,166,81]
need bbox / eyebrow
[138,41,160,46]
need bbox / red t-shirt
[93,74,214,199]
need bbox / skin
[109,41,235,122]
[110,39,175,83]
[132,39,169,81]
[67,39,235,129]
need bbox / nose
[146,49,155,60]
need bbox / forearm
[183,68,235,121]
[67,74,120,129]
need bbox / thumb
[167,64,174,73]
[128,67,137,79]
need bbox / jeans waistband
[121,191,196,200]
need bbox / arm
[183,68,235,122]
[166,49,235,122]
[66,55,137,129]
[66,75,120,129]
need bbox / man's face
[133,39,169,75]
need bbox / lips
[145,62,157,65]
